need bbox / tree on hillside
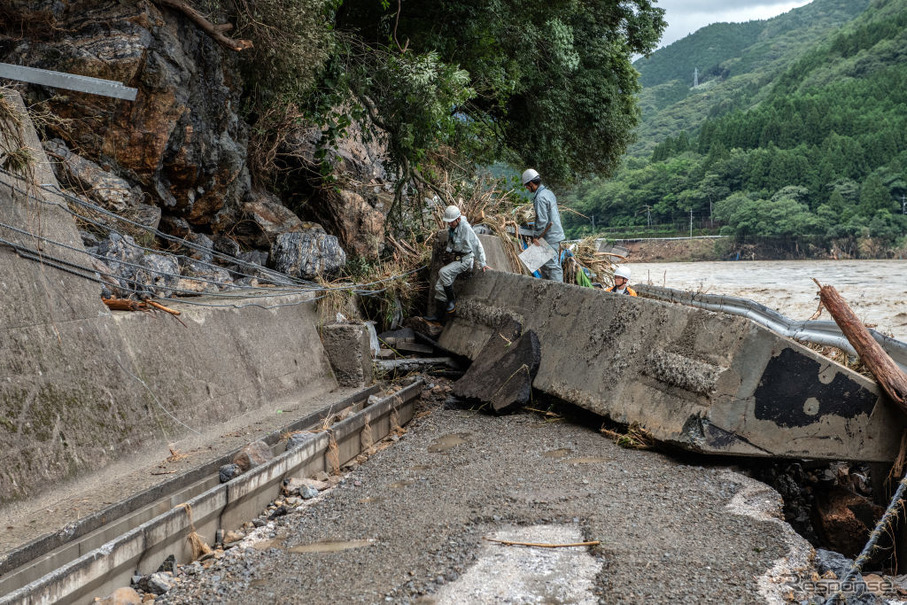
[332,0,666,184]
[715,190,825,240]
[859,172,894,215]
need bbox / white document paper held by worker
[518,239,556,273]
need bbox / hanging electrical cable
[0,167,427,309]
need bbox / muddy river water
[628,259,907,342]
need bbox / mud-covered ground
[630,259,907,342]
[153,387,810,605]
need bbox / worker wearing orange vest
[605,265,637,296]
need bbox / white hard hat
[443,205,461,223]
[614,266,631,280]
[521,168,540,185]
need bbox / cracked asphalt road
[157,385,810,604]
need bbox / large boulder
[281,115,391,259]
[177,259,233,294]
[235,193,307,249]
[285,117,389,184]
[271,230,346,279]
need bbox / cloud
[654,0,812,48]
[658,0,806,10]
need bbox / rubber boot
[423,303,447,324]
[444,286,456,314]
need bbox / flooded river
[629,259,907,342]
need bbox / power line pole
[689,208,693,238]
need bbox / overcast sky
[654,0,813,48]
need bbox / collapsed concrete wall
[0,92,337,504]
[439,270,905,462]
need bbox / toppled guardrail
[636,284,907,375]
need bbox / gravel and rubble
[120,379,831,605]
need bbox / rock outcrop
[0,0,395,281]
[1,1,250,226]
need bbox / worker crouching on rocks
[425,205,488,323]
[605,265,637,296]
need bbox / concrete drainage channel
[0,379,422,605]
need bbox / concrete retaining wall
[0,92,338,504]
[439,270,905,462]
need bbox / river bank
[619,236,907,263]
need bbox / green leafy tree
[334,0,666,183]
[859,172,894,215]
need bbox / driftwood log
[816,280,907,604]
[151,0,253,52]
[815,279,907,416]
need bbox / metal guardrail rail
[0,63,138,100]
[636,284,907,375]
[0,380,423,605]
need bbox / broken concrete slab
[452,318,541,414]
[320,322,374,387]
[438,270,905,461]
[393,341,435,355]
[376,358,457,373]
[404,316,443,340]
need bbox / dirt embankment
[621,238,730,262]
[622,237,907,263]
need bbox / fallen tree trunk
[815,279,907,416]
[151,0,253,52]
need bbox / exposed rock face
[285,118,388,186]
[0,1,250,229]
[45,139,142,213]
[45,138,162,232]
[0,1,391,276]
[283,118,391,259]
[316,189,385,259]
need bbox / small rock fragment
[95,586,142,605]
[233,440,274,472]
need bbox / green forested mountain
[567,0,907,255]
[630,0,869,158]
